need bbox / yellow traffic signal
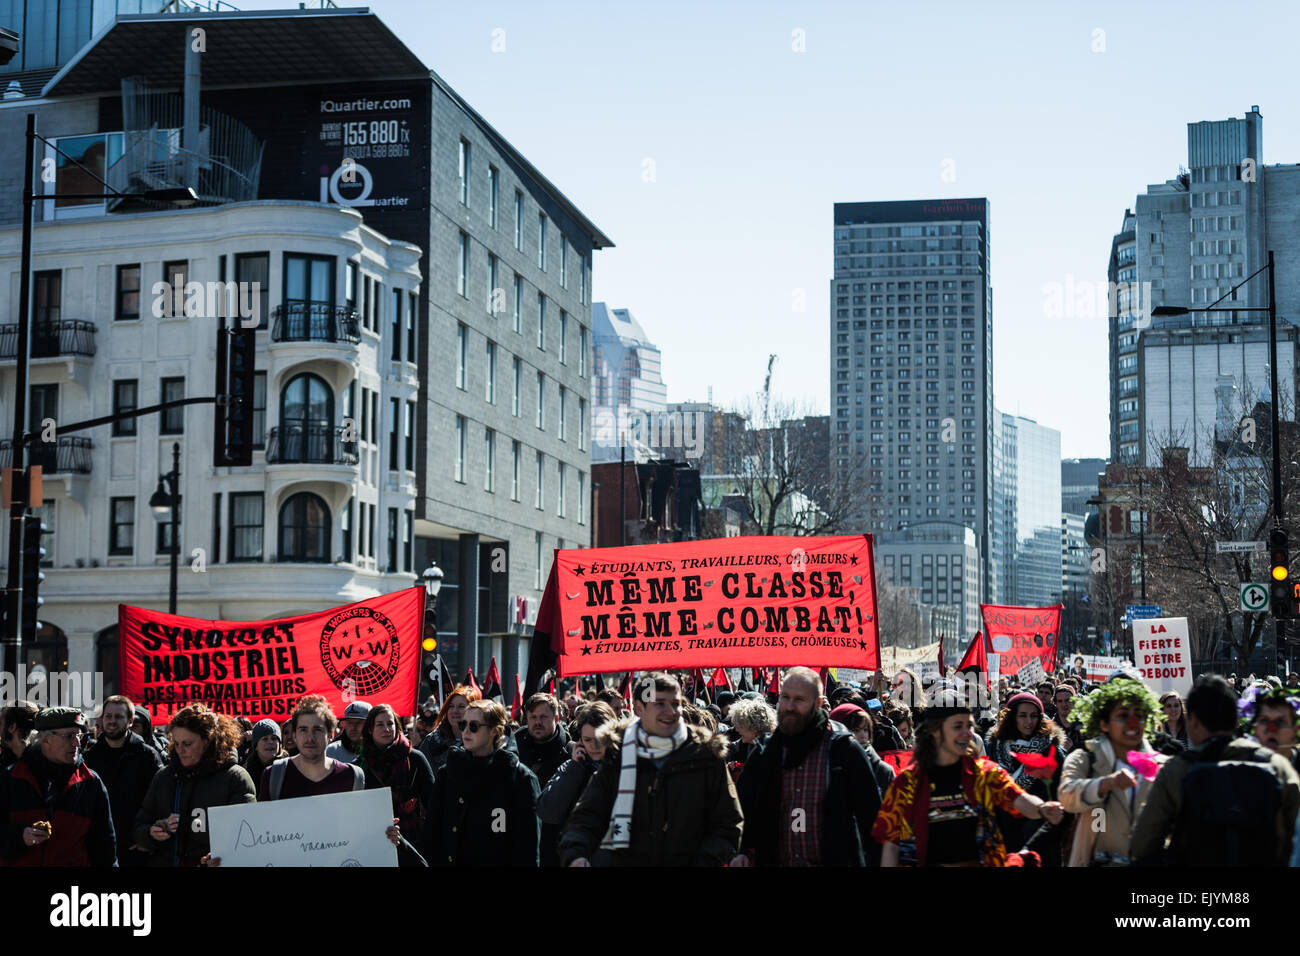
[422,637,437,652]
[1274,563,1289,581]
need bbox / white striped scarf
[599,718,688,852]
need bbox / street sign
[1241,582,1270,613]
[1124,604,1163,626]
[1217,540,1266,554]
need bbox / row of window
[457,139,589,304]
[451,416,587,521]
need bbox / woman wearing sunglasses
[423,699,541,866]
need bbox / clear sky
[239,0,1300,458]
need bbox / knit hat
[35,707,86,732]
[250,718,281,746]
[341,701,372,721]
[1004,692,1043,716]
[1054,684,1077,697]
[716,691,737,708]
[829,702,866,725]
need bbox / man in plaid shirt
[731,667,885,866]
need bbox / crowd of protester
[2,661,1299,867]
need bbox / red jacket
[1,750,116,867]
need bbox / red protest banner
[119,587,425,723]
[979,603,1063,678]
[546,535,880,676]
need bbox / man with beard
[731,667,884,866]
[326,701,370,765]
[0,701,38,768]
[514,693,571,865]
[0,708,116,866]
[83,695,163,866]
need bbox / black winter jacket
[0,748,117,867]
[82,732,163,864]
[423,743,540,866]
[133,755,256,866]
[557,724,743,867]
[736,723,884,866]
[515,724,571,866]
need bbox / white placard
[1072,654,1125,683]
[1016,657,1045,686]
[1131,616,1193,699]
[208,787,399,867]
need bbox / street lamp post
[149,443,182,614]
[422,563,444,704]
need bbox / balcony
[265,424,358,466]
[0,437,93,474]
[271,301,360,345]
[0,320,97,360]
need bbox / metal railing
[0,319,96,359]
[265,423,358,465]
[0,437,93,474]
[270,301,361,344]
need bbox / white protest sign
[208,787,399,867]
[1076,654,1125,683]
[986,653,1001,689]
[1132,617,1193,698]
[1016,657,1045,687]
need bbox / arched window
[279,373,333,462]
[278,492,331,563]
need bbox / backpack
[1173,737,1283,866]
[267,758,364,801]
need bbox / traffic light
[20,511,47,642]
[1271,528,1294,620]
[213,320,256,467]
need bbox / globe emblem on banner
[320,606,402,696]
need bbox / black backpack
[1173,736,1283,866]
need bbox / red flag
[618,672,633,707]
[707,666,730,689]
[937,634,947,679]
[767,667,780,694]
[752,667,765,688]
[464,668,481,696]
[546,676,555,696]
[510,673,524,722]
[483,657,503,701]
[956,631,990,689]
[879,749,914,773]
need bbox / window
[252,372,266,449]
[514,191,524,250]
[404,512,413,573]
[229,493,263,562]
[161,260,187,318]
[578,472,586,525]
[485,428,496,492]
[358,503,368,558]
[557,461,566,517]
[457,232,469,297]
[512,357,522,416]
[559,311,567,364]
[112,380,137,436]
[388,507,399,572]
[513,275,523,333]
[558,386,566,441]
[579,326,588,377]
[536,451,545,508]
[235,253,270,330]
[279,373,333,462]
[538,213,547,270]
[346,260,358,313]
[160,377,185,434]
[537,294,546,349]
[278,492,330,563]
[34,271,61,331]
[116,265,140,320]
[488,254,499,315]
[455,415,466,482]
[110,498,134,555]
[561,241,568,288]
[211,493,220,565]
[391,289,402,362]
[341,499,353,562]
[535,531,544,588]
[578,398,586,451]
[368,503,377,560]
[537,372,545,429]
[485,341,497,403]
[405,401,414,470]
[487,165,499,227]
[458,139,470,205]
[407,290,417,359]
[512,441,521,500]
[156,495,182,556]
[580,254,588,304]
[456,323,467,389]
[389,396,400,470]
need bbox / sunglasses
[458,720,487,734]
